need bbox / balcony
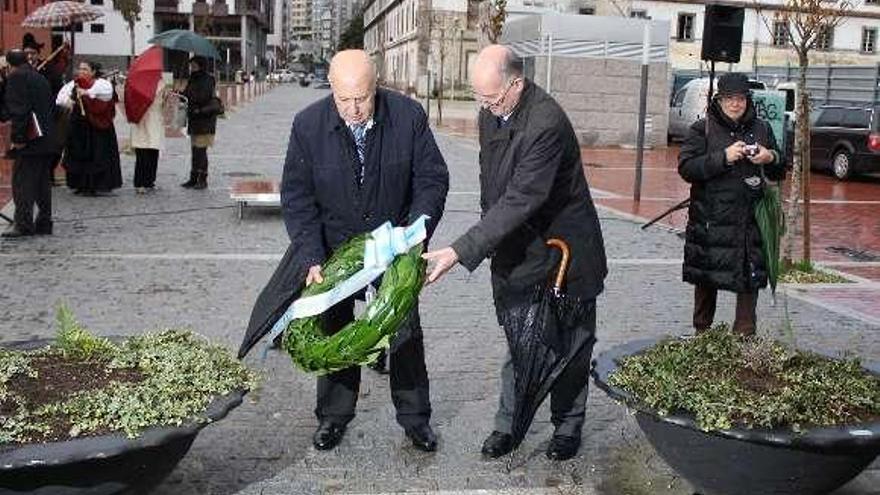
[154,0,179,13]
[192,1,209,16]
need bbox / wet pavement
[0,87,878,494]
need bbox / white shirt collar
[347,118,374,131]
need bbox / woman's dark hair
[189,56,208,72]
[80,59,103,78]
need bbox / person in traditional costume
[56,60,122,196]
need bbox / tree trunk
[798,49,812,264]
[783,50,807,266]
[129,21,136,68]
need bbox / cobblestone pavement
[0,85,877,494]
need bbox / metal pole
[634,22,650,203]
[546,33,553,93]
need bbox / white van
[668,77,766,141]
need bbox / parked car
[668,77,766,141]
[809,105,880,180]
[268,70,294,83]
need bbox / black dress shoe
[1,227,32,239]
[404,423,437,452]
[312,422,346,450]
[546,435,580,461]
[34,222,53,235]
[481,431,514,458]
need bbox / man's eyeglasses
[474,78,520,111]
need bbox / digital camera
[744,143,759,157]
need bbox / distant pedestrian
[131,79,167,193]
[1,50,55,238]
[180,56,217,190]
[678,72,785,336]
[57,60,122,196]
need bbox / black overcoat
[184,70,217,136]
[4,64,54,156]
[239,88,449,357]
[678,98,786,293]
[451,80,607,310]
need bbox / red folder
[26,112,43,141]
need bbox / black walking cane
[0,213,12,224]
[641,198,690,230]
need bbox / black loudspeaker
[701,5,745,63]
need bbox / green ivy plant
[0,307,259,445]
[779,260,849,284]
[609,326,880,432]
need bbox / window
[630,9,648,19]
[815,108,843,127]
[862,27,877,53]
[672,87,687,108]
[841,109,870,129]
[676,13,695,41]
[90,23,104,33]
[90,0,103,4]
[579,7,595,15]
[772,21,788,46]
[816,25,833,51]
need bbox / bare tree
[470,0,507,44]
[754,0,854,265]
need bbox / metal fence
[673,64,880,107]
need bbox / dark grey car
[810,105,880,180]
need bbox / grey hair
[500,48,524,82]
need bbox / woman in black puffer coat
[678,73,785,336]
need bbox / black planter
[592,338,880,495]
[0,338,248,495]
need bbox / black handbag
[200,96,225,117]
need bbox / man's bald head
[328,50,378,124]
[471,45,524,117]
[329,50,377,88]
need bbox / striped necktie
[351,123,367,184]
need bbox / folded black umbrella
[498,239,594,450]
[238,243,308,359]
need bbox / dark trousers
[693,285,758,336]
[316,300,431,429]
[494,299,597,439]
[134,148,159,188]
[11,154,52,233]
[192,147,208,175]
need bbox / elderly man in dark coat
[678,72,784,336]
[423,45,607,461]
[281,49,449,452]
[2,50,55,238]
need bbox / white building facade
[68,0,273,76]
[364,0,479,95]
[591,0,880,70]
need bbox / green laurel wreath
[283,234,426,374]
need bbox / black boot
[181,147,200,188]
[180,170,197,188]
[191,147,208,190]
[192,171,208,190]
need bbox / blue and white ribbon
[262,215,428,357]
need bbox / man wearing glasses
[423,45,607,461]
[281,50,449,453]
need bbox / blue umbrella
[148,29,220,60]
